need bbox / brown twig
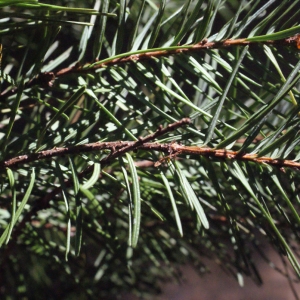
[0,118,191,169]
[55,35,300,77]
[1,34,299,102]
[1,140,300,171]
[163,145,300,170]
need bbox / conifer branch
[1,117,299,171]
[0,34,299,102]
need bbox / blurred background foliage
[0,0,300,299]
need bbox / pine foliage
[0,0,300,298]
